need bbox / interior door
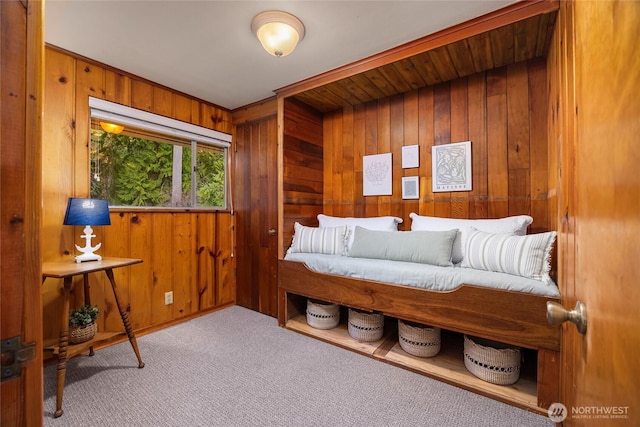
[234,115,279,316]
[559,1,640,425]
[0,1,44,425]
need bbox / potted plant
[68,304,99,344]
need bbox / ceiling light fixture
[251,10,305,58]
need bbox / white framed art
[401,145,419,168]
[402,176,419,199]
[432,141,472,192]
[363,153,392,196]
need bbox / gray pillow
[348,226,457,267]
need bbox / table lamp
[63,198,111,263]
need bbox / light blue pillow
[348,226,457,267]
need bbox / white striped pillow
[288,223,347,255]
[462,227,557,285]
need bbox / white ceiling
[45,0,516,111]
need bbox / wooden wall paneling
[173,94,193,122]
[392,58,427,91]
[446,40,477,78]
[103,212,131,333]
[528,58,549,232]
[173,213,196,317]
[417,86,435,215]
[202,103,232,135]
[433,83,452,217]
[352,104,368,217]
[466,33,494,74]
[486,67,509,218]
[388,95,404,220]
[363,102,380,218]
[467,73,488,219]
[104,69,130,105]
[190,99,202,126]
[128,213,153,329]
[74,60,104,195]
[131,79,153,112]
[449,78,470,219]
[489,25,515,69]
[375,98,391,217]
[341,103,355,217]
[506,62,531,216]
[216,212,236,307]
[42,48,75,264]
[196,213,216,311]
[151,213,174,324]
[402,91,420,223]
[153,86,173,117]
[330,107,345,216]
[322,111,336,216]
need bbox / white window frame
[89,97,232,209]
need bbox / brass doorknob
[546,301,587,334]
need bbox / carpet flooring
[43,306,553,426]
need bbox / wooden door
[558,1,640,425]
[0,1,44,425]
[234,116,279,316]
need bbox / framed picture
[402,176,419,199]
[432,141,472,192]
[363,153,392,196]
[402,145,419,168]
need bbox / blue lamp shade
[63,198,111,226]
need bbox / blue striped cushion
[289,223,347,255]
[462,228,557,285]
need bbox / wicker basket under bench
[278,259,561,415]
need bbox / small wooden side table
[42,257,145,418]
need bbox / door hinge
[1,336,36,382]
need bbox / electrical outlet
[164,291,173,305]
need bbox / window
[88,97,231,209]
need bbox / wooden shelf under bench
[283,293,547,415]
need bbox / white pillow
[409,213,533,264]
[287,223,347,256]
[318,214,403,251]
[462,227,557,285]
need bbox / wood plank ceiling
[290,11,557,113]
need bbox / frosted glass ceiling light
[251,10,305,57]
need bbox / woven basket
[398,319,441,357]
[348,308,384,341]
[306,299,340,329]
[69,322,97,345]
[463,335,521,385]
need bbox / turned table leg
[54,276,73,418]
[104,269,145,368]
[82,273,95,357]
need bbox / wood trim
[275,0,559,98]
[279,260,561,351]
[45,43,232,114]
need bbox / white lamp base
[74,225,103,263]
